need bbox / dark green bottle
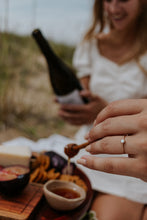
[32,29,88,104]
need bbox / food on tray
[43,180,86,211]
[60,174,88,191]
[31,153,50,170]
[64,143,79,158]
[51,187,80,199]
[2,165,30,177]
[0,165,3,170]
[0,165,30,195]
[47,168,60,179]
[46,151,75,172]
[0,172,17,181]
[0,145,31,167]
[30,152,88,191]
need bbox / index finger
[77,155,144,180]
[60,103,86,112]
[95,99,145,125]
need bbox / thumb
[80,90,100,102]
[80,90,93,100]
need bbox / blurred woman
[58,0,147,219]
[59,0,147,142]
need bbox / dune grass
[0,32,78,141]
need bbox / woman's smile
[104,0,141,31]
[111,13,126,22]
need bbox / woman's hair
[136,4,147,57]
[84,0,105,40]
[83,0,147,60]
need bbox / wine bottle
[32,29,88,104]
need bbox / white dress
[73,38,147,143]
[71,38,147,204]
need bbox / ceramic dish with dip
[43,179,86,211]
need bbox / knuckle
[138,160,147,179]
[99,138,109,153]
[141,161,147,173]
[139,139,147,153]
[101,118,111,133]
[105,102,116,115]
[88,126,98,140]
[88,130,96,140]
[88,157,97,169]
[89,143,97,154]
[138,115,147,129]
[103,159,114,173]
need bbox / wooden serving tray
[0,183,43,220]
[34,167,94,220]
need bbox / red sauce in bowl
[51,188,80,199]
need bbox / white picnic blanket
[3,134,147,204]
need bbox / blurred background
[0,0,92,142]
[0,0,92,44]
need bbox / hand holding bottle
[58,90,107,126]
[32,29,88,105]
[77,99,147,182]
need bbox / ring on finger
[120,135,127,154]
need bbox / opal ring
[121,135,127,154]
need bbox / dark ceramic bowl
[0,165,30,195]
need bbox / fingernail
[85,145,91,152]
[84,132,89,140]
[93,119,97,126]
[77,158,86,165]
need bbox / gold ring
[121,135,126,154]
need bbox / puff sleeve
[72,40,92,78]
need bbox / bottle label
[57,90,84,104]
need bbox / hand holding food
[77,99,147,182]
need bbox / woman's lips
[111,14,125,21]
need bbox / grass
[0,32,79,142]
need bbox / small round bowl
[43,180,86,211]
[0,165,30,196]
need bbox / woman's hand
[77,99,147,182]
[58,90,107,126]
